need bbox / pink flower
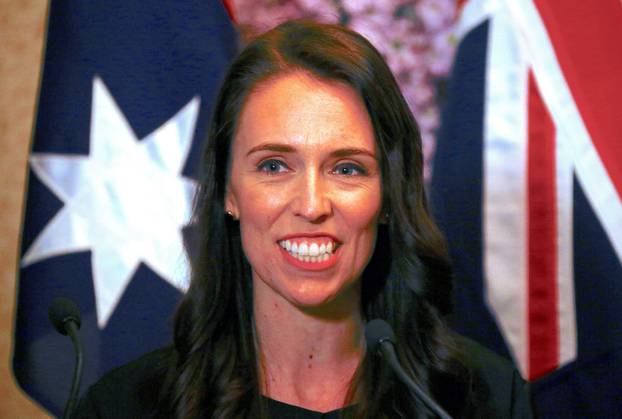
[348,16,392,55]
[341,0,396,16]
[416,0,455,32]
[233,0,301,34]
[296,0,341,21]
[427,29,456,75]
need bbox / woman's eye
[257,159,289,174]
[332,162,367,176]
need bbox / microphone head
[365,318,395,354]
[48,297,82,335]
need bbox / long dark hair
[159,20,466,418]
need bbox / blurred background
[3,0,620,417]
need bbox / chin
[290,293,336,309]
[286,282,360,317]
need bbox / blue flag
[431,0,622,417]
[14,1,237,415]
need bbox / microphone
[365,319,452,419]
[48,297,84,419]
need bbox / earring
[226,210,237,220]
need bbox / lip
[278,232,340,242]
[279,244,340,271]
[276,232,342,271]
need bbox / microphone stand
[378,339,452,419]
[64,320,83,419]
[366,319,452,419]
[48,297,84,419]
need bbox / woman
[75,20,531,418]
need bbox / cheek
[336,186,382,258]
[238,213,276,282]
[237,183,288,221]
[235,184,288,260]
[338,186,382,227]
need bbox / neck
[253,280,365,412]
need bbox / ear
[225,186,239,219]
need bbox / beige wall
[0,0,51,417]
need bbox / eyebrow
[330,147,376,159]
[246,142,376,159]
[246,143,295,156]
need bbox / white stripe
[483,4,530,378]
[506,0,622,264]
[555,130,577,367]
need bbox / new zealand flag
[431,0,622,417]
[14,1,237,415]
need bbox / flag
[13,1,237,415]
[430,0,622,416]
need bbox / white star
[22,76,199,327]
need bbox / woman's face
[226,72,383,312]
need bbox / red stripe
[527,71,559,380]
[533,0,622,199]
[221,0,236,23]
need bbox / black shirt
[264,398,355,418]
[74,337,532,418]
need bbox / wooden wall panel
[0,0,51,417]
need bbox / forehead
[233,72,376,152]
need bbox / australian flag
[430,0,622,417]
[13,1,237,415]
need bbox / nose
[290,169,332,222]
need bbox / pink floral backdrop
[231,0,458,178]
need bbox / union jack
[431,0,622,416]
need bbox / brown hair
[160,20,465,418]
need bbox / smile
[278,239,337,262]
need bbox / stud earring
[226,210,237,220]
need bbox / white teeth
[279,239,337,263]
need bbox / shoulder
[74,347,173,419]
[451,334,533,418]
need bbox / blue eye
[333,162,367,176]
[257,159,288,174]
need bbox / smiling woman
[74,20,532,419]
[227,73,382,312]
[227,74,382,410]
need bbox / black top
[74,336,532,418]
[264,398,355,418]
